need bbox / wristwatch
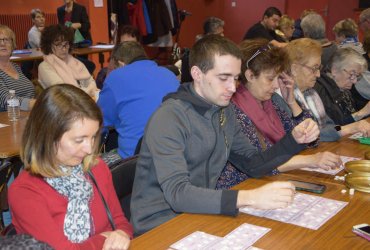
[334,125,341,131]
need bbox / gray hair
[301,13,326,40]
[329,47,367,71]
[360,8,370,23]
[203,17,224,35]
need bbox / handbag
[88,171,116,230]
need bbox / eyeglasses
[343,69,362,81]
[246,45,272,68]
[53,42,70,50]
[0,38,12,45]
[296,63,322,74]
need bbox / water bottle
[7,90,20,122]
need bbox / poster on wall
[94,0,103,7]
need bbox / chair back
[100,127,119,153]
[109,155,138,220]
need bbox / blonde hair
[285,38,322,65]
[0,25,16,50]
[21,84,102,177]
[278,15,294,30]
[333,18,358,38]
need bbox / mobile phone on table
[353,224,370,241]
[288,180,326,194]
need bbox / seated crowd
[2,3,370,250]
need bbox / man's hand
[292,118,319,144]
[237,181,295,210]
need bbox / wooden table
[0,112,28,159]
[10,46,114,67]
[130,137,370,250]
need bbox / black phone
[288,180,326,194]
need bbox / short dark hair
[40,24,74,55]
[203,17,224,35]
[240,38,290,82]
[116,25,140,45]
[30,8,45,19]
[189,34,242,73]
[263,7,282,18]
[111,41,147,67]
[21,84,103,177]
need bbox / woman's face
[292,55,321,91]
[0,31,13,58]
[33,13,45,28]
[332,63,363,90]
[52,39,70,61]
[246,69,280,102]
[281,25,294,40]
[56,118,99,167]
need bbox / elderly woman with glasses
[314,47,370,125]
[0,25,36,111]
[282,38,370,141]
[216,38,340,189]
[38,24,98,99]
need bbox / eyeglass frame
[295,63,323,74]
[52,42,71,50]
[245,44,272,69]
[0,37,12,45]
[342,69,362,81]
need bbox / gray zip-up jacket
[130,83,306,235]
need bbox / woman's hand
[278,72,295,105]
[291,118,319,144]
[307,152,342,171]
[101,230,131,250]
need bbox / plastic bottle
[7,90,20,122]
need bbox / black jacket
[57,3,92,42]
[314,73,367,125]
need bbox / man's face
[192,54,241,107]
[263,14,281,30]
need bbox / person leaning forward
[130,35,320,235]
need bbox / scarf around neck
[45,165,92,243]
[294,87,326,128]
[232,84,285,144]
[43,54,91,87]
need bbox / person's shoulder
[90,158,110,177]
[9,171,44,194]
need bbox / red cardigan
[8,159,133,250]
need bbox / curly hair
[40,24,74,55]
[116,25,140,45]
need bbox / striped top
[0,63,35,111]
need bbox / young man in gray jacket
[130,35,320,235]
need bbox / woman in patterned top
[216,39,341,189]
[0,25,36,111]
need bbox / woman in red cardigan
[8,84,133,250]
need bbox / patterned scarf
[232,84,285,143]
[45,165,92,243]
[294,87,327,128]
